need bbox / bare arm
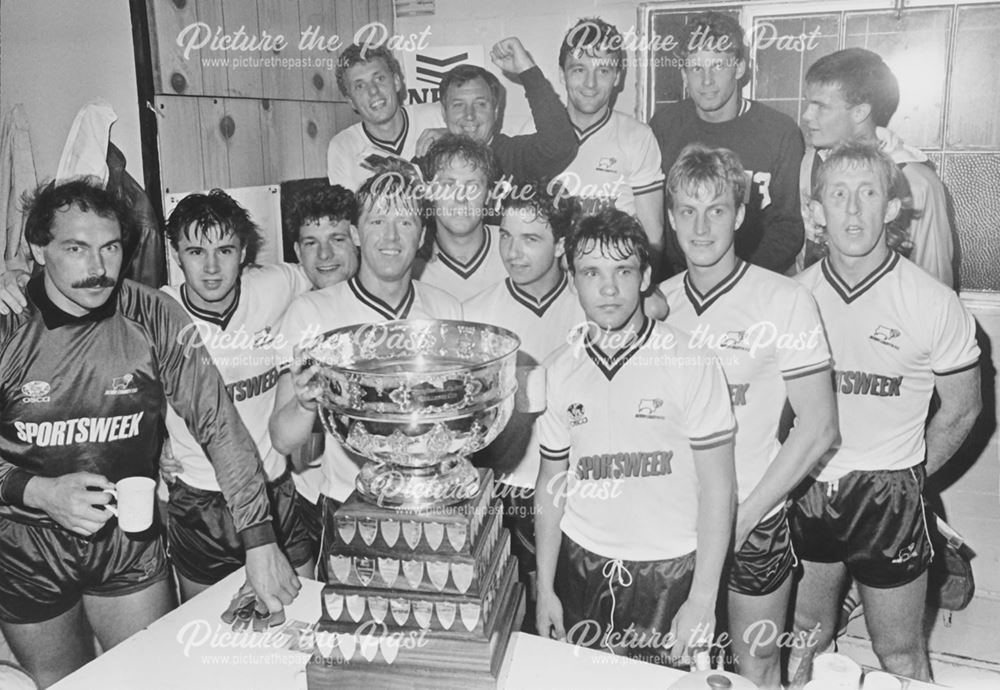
[269,354,322,457]
[735,368,838,547]
[925,366,981,476]
[669,441,736,659]
[534,455,568,640]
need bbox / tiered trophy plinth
[306,470,523,689]
[303,321,523,689]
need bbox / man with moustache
[327,43,445,191]
[270,164,461,573]
[788,142,980,682]
[0,179,298,686]
[534,208,736,665]
[649,11,804,276]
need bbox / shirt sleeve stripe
[540,445,570,461]
[689,427,736,450]
[633,181,665,195]
[933,359,979,376]
[782,360,832,381]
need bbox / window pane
[947,5,1000,149]
[844,9,949,148]
[752,14,840,104]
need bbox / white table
[52,569,685,690]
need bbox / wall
[0,0,143,181]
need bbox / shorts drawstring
[825,479,839,498]
[601,558,633,654]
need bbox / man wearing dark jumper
[649,12,804,276]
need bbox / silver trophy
[306,320,520,511]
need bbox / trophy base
[356,456,481,511]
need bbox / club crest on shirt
[595,156,618,173]
[105,373,138,396]
[719,330,751,351]
[21,380,51,403]
[568,403,588,426]
[251,326,275,348]
[869,325,901,350]
[635,398,664,420]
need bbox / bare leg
[177,571,212,602]
[788,560,848,685]
[0,602,95,688]
[858,572,930,680]
[83,578,175,650]
[728,575,793,689]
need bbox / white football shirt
[464,273,586,488]
[537,318,735,560]
[161,263,312,490]
[551,109,664,216]
[796,252,979,481]
[662,261,831,502]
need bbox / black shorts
[789,466,934,589]
[555,534,695,663]
[315,494,342,583]
[295,489,323,561]
[499,489,536,581]
[729,506,795,596]
[0,519,169,624]
[167,468,312,585]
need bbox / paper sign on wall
[402,45,485,105]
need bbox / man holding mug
[0,178,298,687]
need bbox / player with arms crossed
[788,142,981,682]
[0,179,298,686]
[534,208,736,664]
[660,144,838,687]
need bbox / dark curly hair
[502,181,580,244]
[23,176,133,248]
[423,133,499,188]
[286,184,357,243]
[165,189,261,266]
[564,207,650,275]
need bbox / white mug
[103,476,156,533]
[514,365,546,414]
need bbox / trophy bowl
[307,319,520,511]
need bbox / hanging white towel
[55,99,118,186]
